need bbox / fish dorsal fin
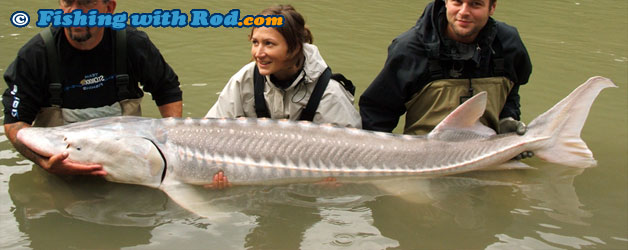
[428,91,496,140]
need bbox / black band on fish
[144,137,167,183]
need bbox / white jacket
[206,43,361,128]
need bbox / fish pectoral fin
[371,178,434,204]
[161,183,237,220]
[481,161,535,171]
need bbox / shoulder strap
[253,65,271,118]
[115,28,131,100]
[40,27,63,107]
[299,67,332,121]
[330,73,355,96]
[428,59,445,82]
[252,66,335,121]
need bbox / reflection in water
[9,167,192,249]
[8,159,597,248]
[465,162,593,226]
[488,234,562,250]
[301,206,399,249]
[9,167,190,227]
[517,164,592,226]
[366,177,521,249]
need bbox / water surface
[0,0,626,249]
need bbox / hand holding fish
[3,121,106,176]
[204,171,231,190]
[498,117,527,135]
[498,117,534,160]
[44,152,107,176]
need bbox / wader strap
[299,67,332,121]
[428,59,444,81]
[115,29,131,100]
[253,65,271,118]
[40,27,63,107]
[41,28,131,107]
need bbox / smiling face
[445,0,496,44]
[250,27,300,81]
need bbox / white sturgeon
[17,76,616,188]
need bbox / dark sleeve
[2,37,48,125]
[497,24,532,121]
[500,84,521,120]
[359,30,428,132]
[127,28,182,106]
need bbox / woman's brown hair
[251,5,313,58]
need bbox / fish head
[17,126,67,158]
[17,120,166,188]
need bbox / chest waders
[404,37,514,135]
[253,65,355,121]
[33,27,142,127]
[404,77,513,135]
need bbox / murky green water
[1,0,626,249]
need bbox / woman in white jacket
[204,5,361,188]
[205,5,361,128]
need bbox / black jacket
[359,0,532,132]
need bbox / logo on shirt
[81,74,106,86]
[80,73,107,90]
[64,73,113,92]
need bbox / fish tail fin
[527,76,616,168]
[528,76,617,168]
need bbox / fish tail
[527,76,616,168]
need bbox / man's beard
[68,28,93,42]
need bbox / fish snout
[17,128,67,157]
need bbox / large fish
[16,76,615,189]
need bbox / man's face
[60,0,112,42]
[445,0,496,43]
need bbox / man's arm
[497,23,532,121]
[4,122,105,175]
[158,100,182,118]
[359,42,425,132]
[127,29,183,117]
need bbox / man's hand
[498,117,534,160]
[44,152,106,176]
[498,117,527,135]
[5,122,106,176]
[204,171,231,190]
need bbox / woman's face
[250,27,298,80]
